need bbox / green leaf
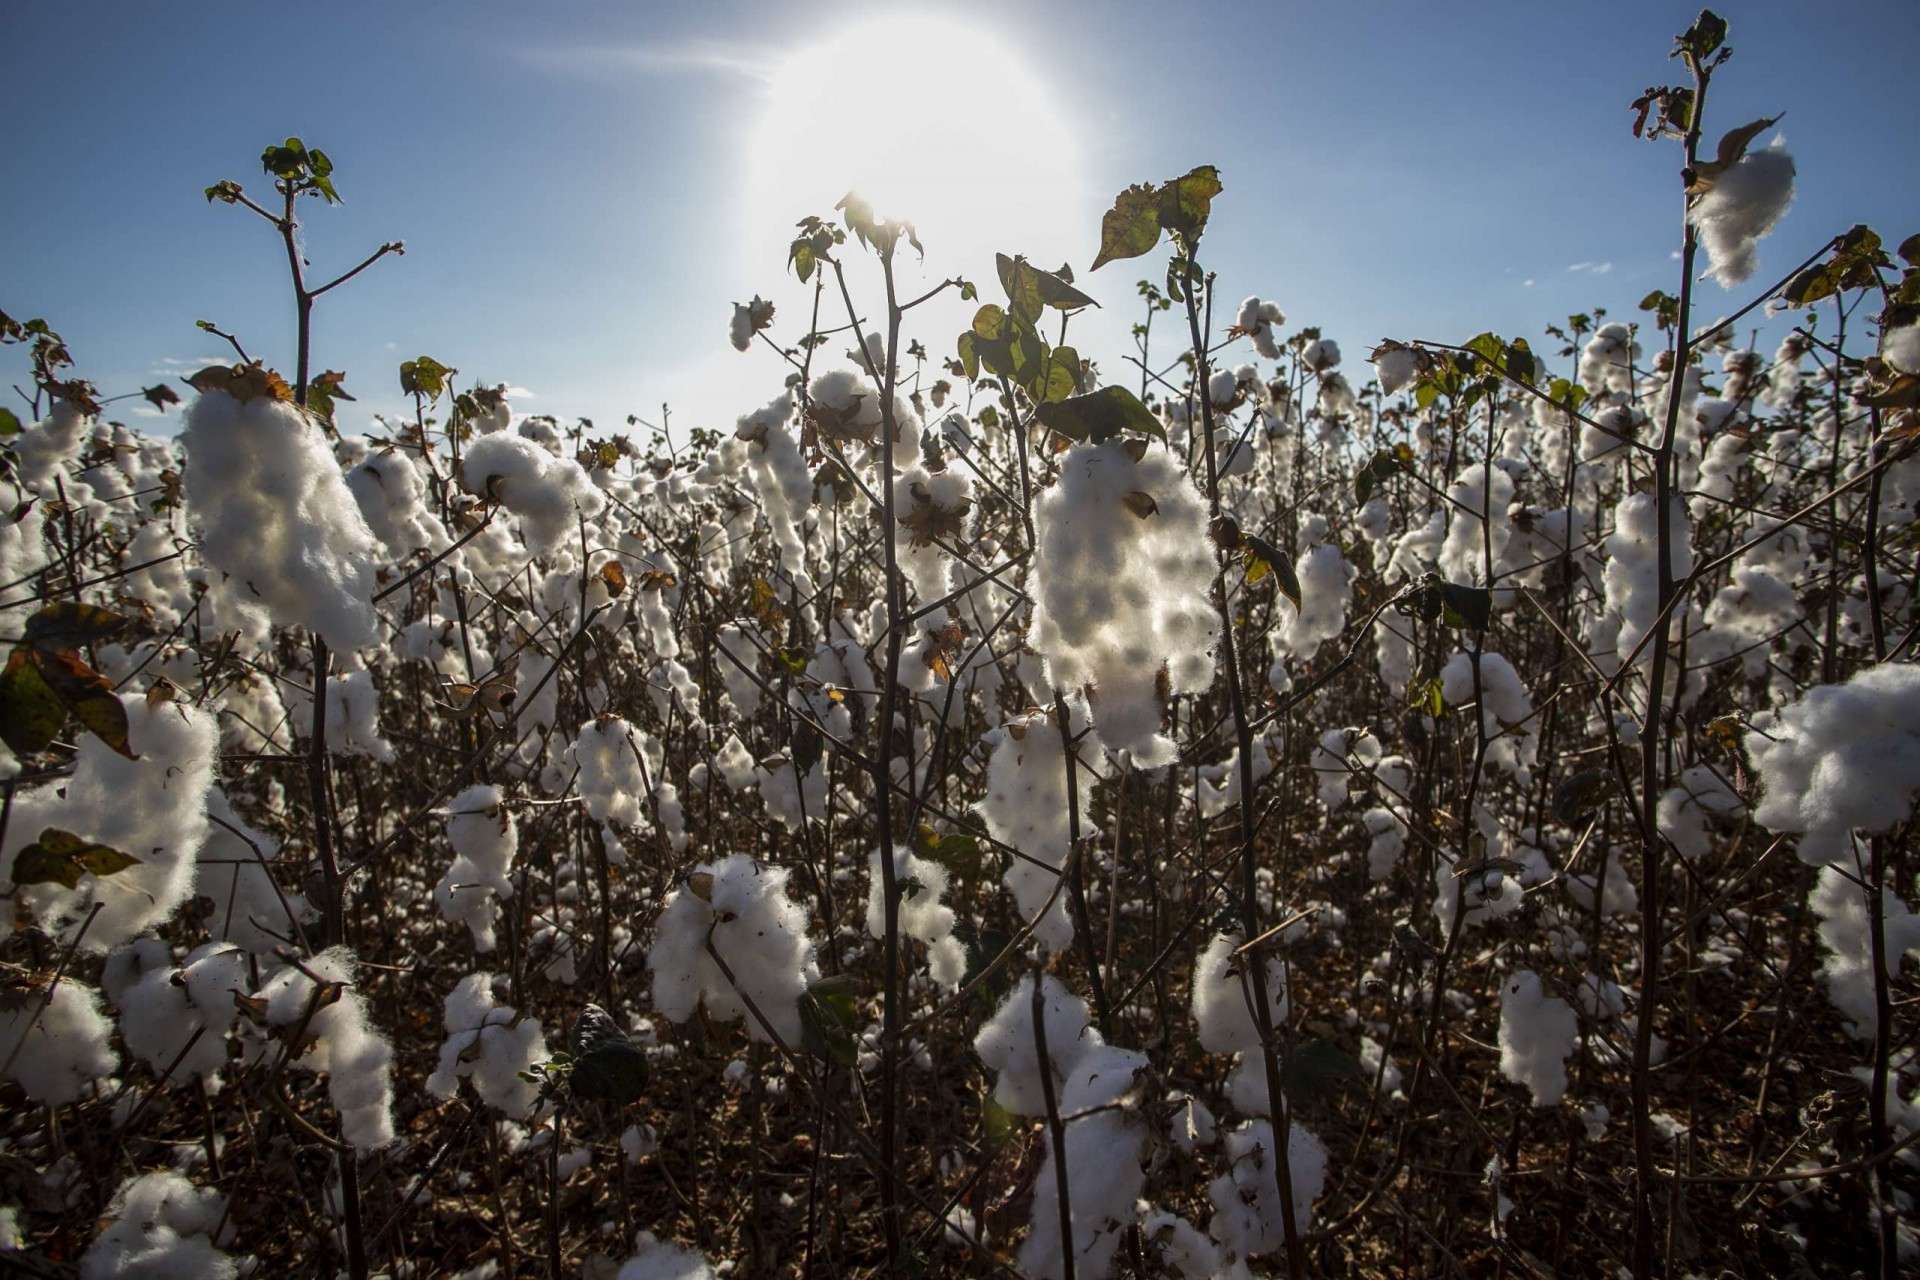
[12,828,141,891]
[955,331,978,381]
[970,305,1007,341]
[791,719,823,774]
[1243,534,1300,612]
[789,238,817,283]
[0,408,18,437]
[32,647,133,758]
[24,603,130,655]
[1034,344,1080,403]
[1282,1039,1364,1100]
[1411,676,1445,719]
[799,975,860,1065]
[399,356,455,402]
[1551,769,1614,826]
[1033,385,1165,445]
[1157,165,1223,245]
[1354,445,1414,506]
[0,648,67,756]
[568,1003,648,1104]
[1439,582,1493,631]
[1090,182,1164,272]
[996,255,1045,325]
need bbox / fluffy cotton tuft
[425,972,549,1119]
[1746,664,1920,866]
[978,712,1093,952]
[1690,138,1795,288]
[435,785,519,952]
[0,977,118,1105]
[4,696,218,953]
[181,389,381,651]
[865,847,966,989]
[649,854,818,1046]
[1028,439,1218,767]
[79,1172,236,1280]
[259,947,396,1150]
[459,433,606,554]
[615,1231,718,1280]
[1498,970,1577,1106]
[1207,1119,1329,1262]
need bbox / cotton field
[1,11,1917,1280]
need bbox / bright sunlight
[745,13,1085,276]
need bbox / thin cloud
[1567,261,1615,275]
[515,39,776,84]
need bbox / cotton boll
[259,947,395,1151]
[1138,1207,1221,1279]
[1579,324,1640,394]
[865,847,963,989]
[425,972,549,1119]
[1374,345,1419,396]
[1208,1119,1328,1261]
[201,789,310,953]
[1498,970,1577,1106]
[973,974,1100,1117]
[649,854,818,1046]
[181,389,380,651]
[979,711,1093,951]
[4,696,217,953]
[1746,664,1920,866]
[79,1172,236,1280]
[1690,138,1795,288]
[109,940,248,1089]
[1807,865,1920,1040]
[1656,765,1744,860]
[1019,1105,1147,1280]
[0,977,118,1104]
[1602,492,1694,673]
[1190,931,1288,1057]
[1271,517,1354,662]
[1882,324,1920,377]
[323,668,394,762]
[1028,438,1218,767]
[572,715,665,829]
[459,433,606,554]
[1438,650,1536,784]
[345,447,442,557]
[435,785,519,952]
[614,1231,718,1280]
[1236,297,1285,360]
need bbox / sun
[744,13,1085,284]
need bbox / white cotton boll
[425,972,549,1119]
[1028,439,1218,768]
[729,303,755,352]
[621,1123,660,1163]
[1690,138,1795,288]
[1656,765,1744,861]
[181,389,380,651]
[1374,346,1419,396]
[458,433,606,554]
[572,715,656,828]
[259,947,395,1151]
[1498,970,1577,1106]
[1363,806,1408,881]
[1139,1208,1220,1279]
[1746,664,1920,866]
[1168,1092,1217,1154]
[972,973,1099,1116]
[865,848,963,989]
[1438,650,1536,784]
[1579,324,1640,394]
[435,785,518,952]
[4,696,217,953]
[79,1171,236,1280]
[345,447,441,557]
[110,940,248,1089]
[979,712,1091,951]
[201,789,310,953]
[1236,297,1285,360]
[1208,1119,1328,1260]
[614,1231,718,1280]
[10,398,92,499]
[323,669,394,762]
[1271,520,1354,662]
[1882,324,1920,377]
[1317,371,1358,419]
[1190,931,1288,1056]
[1564,849,1639,919]
[649,854,818,1046]
[1602,492,1693,671]
[0,978,118,1104]
[1301,338,1340,372]
[1020,1106,1147,1280]
[1808,865,1920,1040]
[1358,1035,1403,1095]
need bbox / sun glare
[745,14,1084,283]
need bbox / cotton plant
[257,947,396,1151]
[1027,436,1218,768]
[2,695,218,954]
[434,784,519,952]
[180,387,382,652]
[425,971,550,1120]
[648,854,818,1046]
[974,975,1151,1280]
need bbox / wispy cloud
[1567,261,1614,275]
[1522,278,1536,288]
[514,39,776,84]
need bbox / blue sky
[2,0,1911,439]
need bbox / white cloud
[1566,261,1614,275]
[504,385,535,400]
[1523,278,1535,288]
[514,39,774,84]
